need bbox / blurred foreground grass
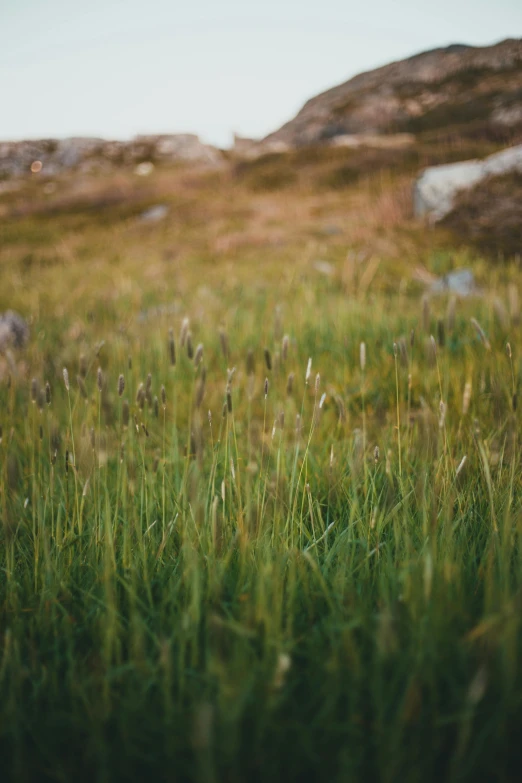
[1,140,522,782]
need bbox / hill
[263,38,522,148]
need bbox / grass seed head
[470,318,491,350]
[97,367,103,392]
[77,375,88,400]
[180,317,189,347]
[31,377,38,404]
[286,372,294,395]
[62,368,69,393]
[282,335,289,362]
[136,383,145,410]
[45,382,51,406]
[264,348,272,371]
[219,327,229,360]
[196,366,206,408]
[334,394,346,424]
[462,380,472,415]
[118,374,125,397]
[187,332,194,359]
[194,343,204,367]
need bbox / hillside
[264,38,522,147]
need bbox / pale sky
[1,0,521,148]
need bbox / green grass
[1,148,522,782]
[2,287,522,782]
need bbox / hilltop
[263,38,522,148]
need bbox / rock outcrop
[264,38,522,148]
[0,134,222,179]
[413,144,522,220]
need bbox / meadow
[1,139,522,782]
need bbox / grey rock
[139,204,169,223]
[264,39,522,148]
[414,144,522,220]
[429,269,477,297]
[0,134,222,179]
[0,311,29,350]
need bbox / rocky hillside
[264,38,522,148]
[0,134,222,179]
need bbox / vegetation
[443,171,522,259]
[1,141,522,782]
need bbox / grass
[1,142,522,782]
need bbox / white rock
[134,161,154,176]
[414,144,522,221]
[139,204,169,223]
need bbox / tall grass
[1,284,522,782]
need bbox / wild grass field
[1,137,522,782]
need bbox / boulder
[0,311,29,351]
[414,144,522,220]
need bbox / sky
[1,0,521,148]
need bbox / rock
[134,161,154,177]
[0,311,29,351]
[231,134,291,160]
[313,260,335,277]
[413,144,522,220]
[0,134,222,179]
[413,159,484,220]
[329,133,415,149]
[429,269,477,296]
[136,134,222,166]
[441,169,522,258]
[139,204,169,223]
[263,39,522,148]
